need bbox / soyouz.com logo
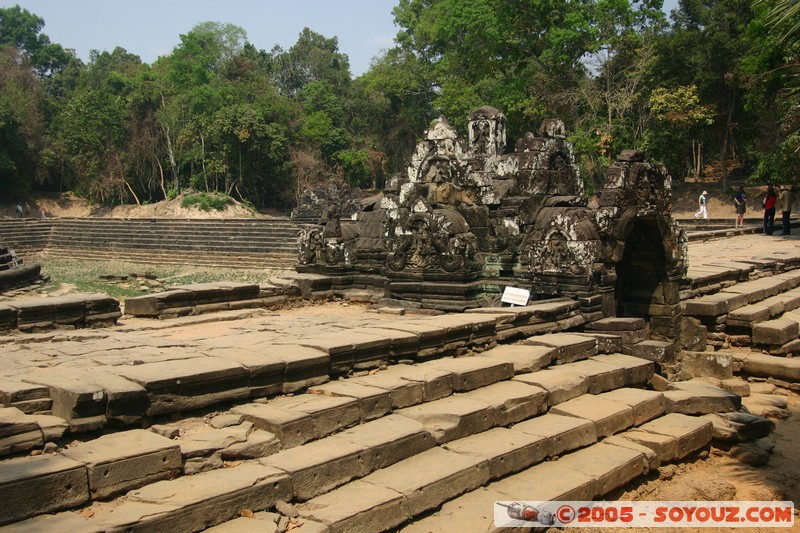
[494,501,795,528]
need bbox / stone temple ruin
[298,106,687,341]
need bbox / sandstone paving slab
[398,486,500,533]
[586,317,646,331]
[556,442,646,497]
[290,330,391,374]
[443,427,549,480]
[27,413,67,442]
[550,394,635,437]
[0,453,89,525]
[741,393,790,418]
[353,326,420,359]
[462,380,548,426]
[418,356,514,392]
[603,434,660,471]
[79,369,149,425]
[565,358,627,394]
[178,422,253,459]
[591,353,654,386]
[636,413,712,459]
[394,395,494,444]
[203,511,302,533]
[477,344,554,374]
[362,447,490,517]
[266,393,361,439]
[597,388,665,426]
[522,332,598,364]
[513,366,589,406]
[0,407,43,456]
[220,429,281,460]
[198,347,285,398]
[0,381,49,406]
[376,320,447,352]
[60,429,181,500]
[491,459,596,502]
[261,434,371,501]
[575,332,624,354]
[21,369,107,423]
[630,339,675,363]
[259,344,329,393]
[93,464,292,532]
[350,371,424,409]
[111,356,250,416]
[297,479,409,533]
[336,414,435,470]
[231,402,313,449]
[511,412,597,457]
[664,380,741,414]
[378,364,454,401]
[0,512,96,533]
[309,381,392,421]
[617,428,678,464]
[683,291,748,317]
[752,316,800,345]
[733,351,800,382]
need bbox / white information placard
[501,286,530,307]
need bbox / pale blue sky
[2,0,681,77]
[1,0,400,76]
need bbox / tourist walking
[779,185,792,235]
[694,190,709,219]
[15,203,22,218]
[38,204,46,218]
[763,185,777,235]
[734,186,747,228]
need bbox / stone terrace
[0,233,798,531]
[0,218,302,269]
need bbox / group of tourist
[14,202,46,218]
[695,186,793,235]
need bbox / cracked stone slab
[444,427,549,479]
[336,414,435,470]
[96,464,291,532]
[511,413,597,457]
[513,366,589,406]
[592,353,654,386]
[178,423,253,459]
[395,395,494,444]
[556,442,646,498]
[418,357,514,392]
[363,447,490,517]
[349,372,424,409]
[566,358,627,394]
[478,344,555,374]
[231,402,313,449]
[597,388,665,426]
[664,380,741,414]
[636,413,712,459]
[298,479,408,533]
[0,407,43,456]
[462,380,548,426]
[378,364,454,401]
[60,429,181,500]
[522,332,598,364]
[261,434,370,501]
[550,394,635,437]
[309,381,392,422]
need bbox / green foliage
[180,191,234,211]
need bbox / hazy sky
[2,0,682,78]
[1,0,400,76]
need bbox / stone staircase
[0,218,303,269]
[1,333,740,532]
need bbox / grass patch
[180,192,234,212]
[38,257,288,302]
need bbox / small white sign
[501,286,530,306]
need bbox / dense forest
[0,0,798,211]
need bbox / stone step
[684,269,800,319]
[397,413,712,532]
